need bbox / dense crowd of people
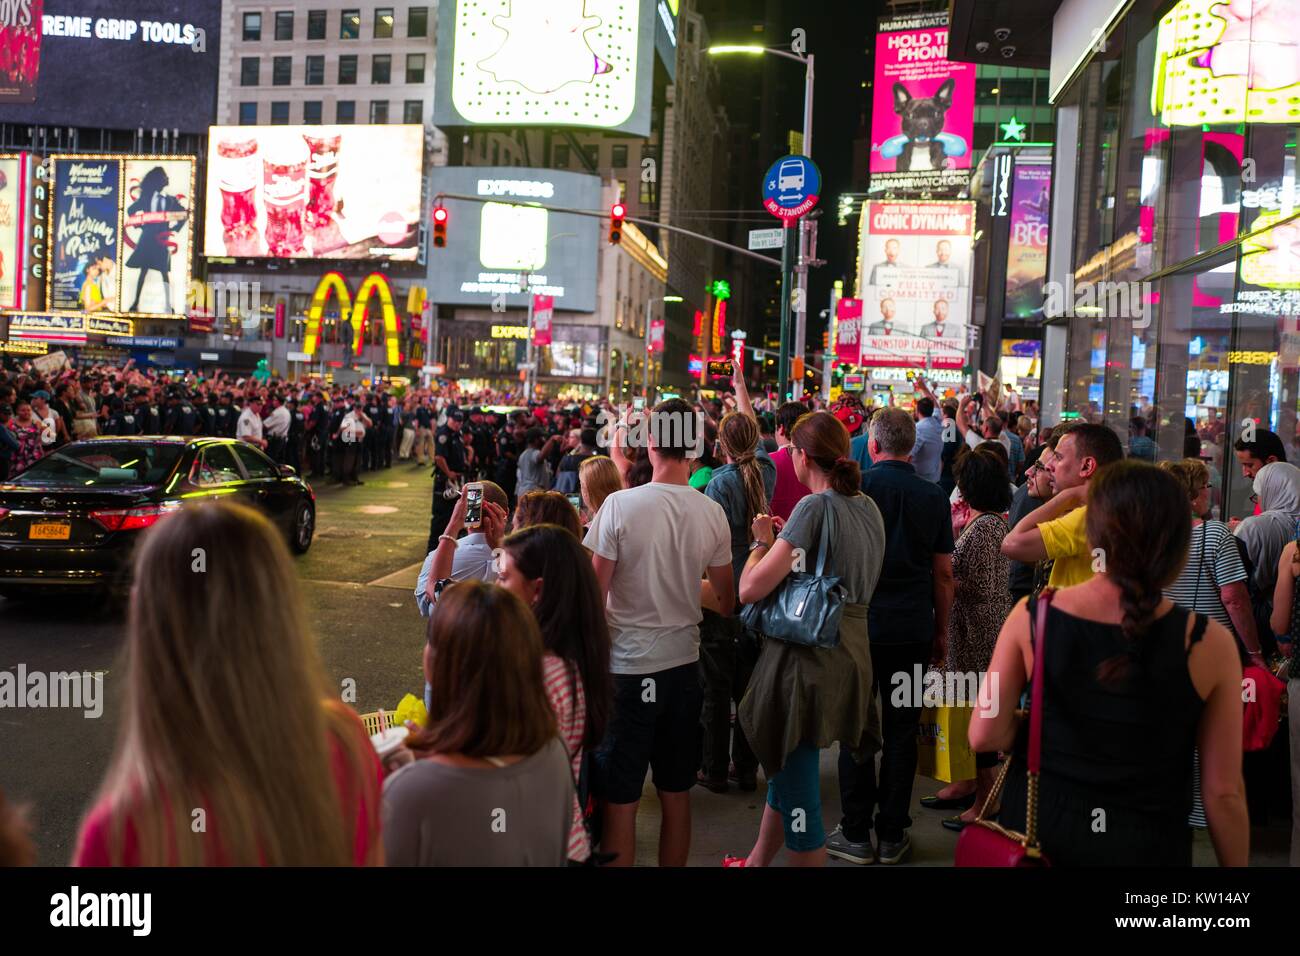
[0,353,1295,868]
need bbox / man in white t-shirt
[236,397,266,450]
[584,397,734,867]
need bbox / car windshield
[9,443,185,487]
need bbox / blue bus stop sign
[762,154,821,221]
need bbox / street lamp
[709,43,815,401]
[643,294,683,403]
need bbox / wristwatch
[749,540,771,553]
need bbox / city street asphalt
[0,462,1288,865]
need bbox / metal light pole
[708,45,815,403]
[644,294,683,403]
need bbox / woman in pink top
[74,502,382,866]
[497,524,613,864]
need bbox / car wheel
[291,501,314,554]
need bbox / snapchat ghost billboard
[1153,0,1300,125]
[434,0,656,135]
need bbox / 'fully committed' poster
[51,158,121,313]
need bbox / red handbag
[954,589,1053,867]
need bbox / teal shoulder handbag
[739,493,846,648]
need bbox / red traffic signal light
[432,205,448,248]
[609,203,626,245]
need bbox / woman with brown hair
[383,580,574,866]
[972,461,1249,865]
[497,524,613,863]
[724,410,886,867]
[579,454,622,523]
[74,503,382,866]
[513,490,583,539]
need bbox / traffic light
[609,203,626,245]
[432,205,448,248]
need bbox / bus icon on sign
[778,160,805,193]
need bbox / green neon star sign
[1000,116,1027,142]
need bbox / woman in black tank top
[971,462,1250,866]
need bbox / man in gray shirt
[516,426,560,495]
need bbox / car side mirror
[279,464,297,477]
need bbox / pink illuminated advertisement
[869,12,974,195]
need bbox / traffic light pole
[523,273,535,400]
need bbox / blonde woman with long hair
[579,454,623,524]
[74,503,382,866]
[697,409,775,792]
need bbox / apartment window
[554,144,570,168]
[492,142,499,165]
[612,144,628,167]
[271,101,290,125]
[240,57,259,86]
[340,9,360,39]
[408,6,429,37]
[582,144,598,168]
[372,54,391,84]
[369,100,389,124]
[375,8,394,38]
[304,100,322,124]
[405,53,425,84]
[242,12,261,41]
[337,100,356,124]
[307,9,326,39]
[272,56,292,86]
[239,101,258,125]
[338,55,358,84]
[305,55,324,85]
[274,11,294,40]
[402,100,422,124]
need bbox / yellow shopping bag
[916,704,977,783]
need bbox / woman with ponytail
[723,410,887,866]
[697,408,775,792]
[972,461,1250,866]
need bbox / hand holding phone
[464,482,484,529]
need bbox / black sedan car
[0,437,315,598]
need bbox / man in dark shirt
[413,401,434,466]
[327,396,348,482]
[103,396,139,436]
[1008,453,1054,603]
[132,389,162,435]
[163,390,199,436]
[828,407,955,866]
[429,408,468,550]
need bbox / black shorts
[594,661,703,804]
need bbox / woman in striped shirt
[497,524,613,864]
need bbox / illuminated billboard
[203,125,423,262]
[0,1,220,132]
[426,166,600,312]
[1153,0,1300,126]
[869,12,975,195]
[48,154,196,319]
[434,0,656,136]
[855,199,974,369]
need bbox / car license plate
[29,521,71,541]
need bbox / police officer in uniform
[429,408,468,551]
[286,397,306,474]
[328,395,348,483]
[104,396,139,436]
[133,389,162,435]
[363,392,384,472]
[164,389,199,436]
[214,392,237,437]
[470,407,494,480]
[307,392,330,478]
[194,391,218,436]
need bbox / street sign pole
[778,224,796,402]
[524,276,535,400]
[643,299,653,404]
